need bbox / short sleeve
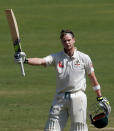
[43,54,55,66]
[84,55,94,74]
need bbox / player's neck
[64,47,75,57]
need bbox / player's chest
[56,58,85,74]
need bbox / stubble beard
[64,45,75,57]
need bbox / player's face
[61,34,75,51]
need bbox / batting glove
[14,52,26,64]
[97,96,104,101]
[97,96,111,115]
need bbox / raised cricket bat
[5,9,25,76]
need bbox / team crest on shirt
[74,60,80,66]
[73,59,84,69]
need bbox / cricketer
[15,29,110,131]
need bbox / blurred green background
[0,0,114,130]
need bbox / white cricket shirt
[44,48,94,93]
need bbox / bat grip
[20,60,25,76]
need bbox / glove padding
[14,52,26,64]
[97,96,111,115]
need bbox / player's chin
[66,46,72,50]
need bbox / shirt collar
[63,47,78,59]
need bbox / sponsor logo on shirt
[58,61,64,68]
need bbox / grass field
[0,0,114,131]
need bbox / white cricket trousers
[44,90,88,131]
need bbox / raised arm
[14,52,47,66]
[27,58,46,66]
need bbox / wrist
[24,58,28,64]
[93,85,101,91]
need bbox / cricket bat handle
[20,60,25,76]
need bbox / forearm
[27,58,46,66]
[88,72,102,97]
[88,71,99,86]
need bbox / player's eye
[68,39,71,42]
[63,39,71,43]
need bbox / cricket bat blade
[5,9,26,76]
